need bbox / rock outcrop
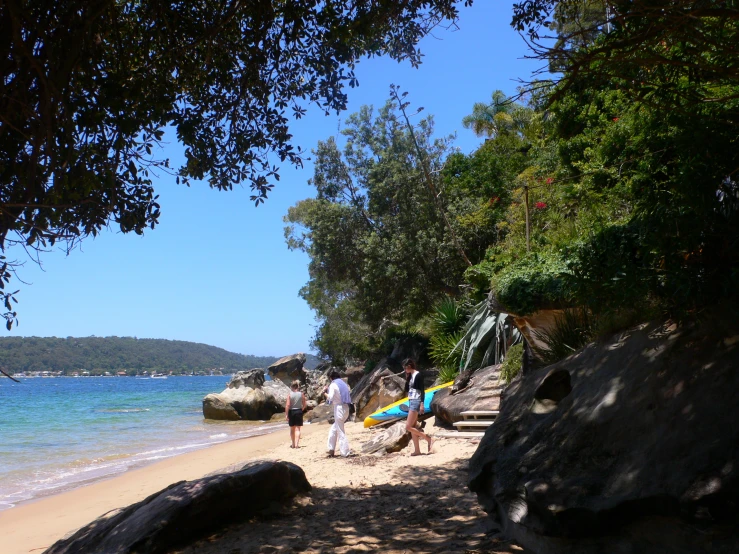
[360,421,411,455]
[431,365,504,425]
[267,353,307,386]
[203,374,291,421]
[468,320,739,553]
[44,460,311,554]
[227,368,265,389]
[351,360,406,420]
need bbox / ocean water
[0,376,285,511]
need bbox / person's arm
[418,373,425,404]
[285,395,291,419]
[404,375,410,395]
[301,392,307,411]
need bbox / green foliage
[492,253,573,316]
[429,330,464,370]
[452,299,521,372]
[500,342,524,384]
[0,0,469,327]
[431,298,468,337]
[437,364,460,384]
[0,337,283,375]
[285,96,506,361]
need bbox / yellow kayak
[363,381,453,428]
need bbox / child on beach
[403,358,433,456]
[285,380,307,448]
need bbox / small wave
[96,408,150,413]
[209,433,228,439]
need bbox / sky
[4,2,544,357]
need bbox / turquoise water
[0,376,284,510]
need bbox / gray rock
[267,353,307,386]
[468,320,739,553]
[360,421,411,455]
[304,403,333,424]
[202,393,240,421]
[262,379,291,409]
[44,460,311,554]
[227,369,265,389]
[351,361,406,420]
[344,365,365,388]
[431,365,503,425]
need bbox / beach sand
[0,418,523,554]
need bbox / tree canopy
[0,0,472,327]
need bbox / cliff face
[468,320,739,554]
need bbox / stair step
[460,410,499,419]
[435,431,485,438]
[453,420,494,428]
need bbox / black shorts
[288,408,303,427]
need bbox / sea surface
[0,375,285,511]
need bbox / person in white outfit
[325,370,352,457]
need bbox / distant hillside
[0,337,320,375]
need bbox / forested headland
[0,337,317,376]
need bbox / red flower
[546,177,554,184]
[489,196,500,205]
[612,117,619,122]
[535,202,547,210]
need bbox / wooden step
[434,431,485,438]
[460,410,499,420]
[453,420,494,428]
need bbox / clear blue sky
[5,2,543,357]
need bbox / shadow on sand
[176,453,527,554]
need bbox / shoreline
[0,423,322,554]
[0,419,511,554]
[0,419,288,513]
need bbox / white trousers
[327,404,350,457]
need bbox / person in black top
[403,358,433,456]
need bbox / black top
[404,371,425,403]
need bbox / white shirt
[327,378,351,405]
[407,370,422,400]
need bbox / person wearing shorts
[285,380,307,448]
[404,358,433,456]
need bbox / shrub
[437,363,459,384]
[500,342,523,384]
[492,252,573,316]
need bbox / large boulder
[304,367,332,403]
[360,421,411,455]
[344,365,365,388]
[431,365,504,425]
[202,377,291,421]
[468,320,739,553]
[304,403,333,424]
[202,393,240,421]
[351,360,406,420]
[45,460,311,554]
[267,353,307,386]
[227,369,265,389]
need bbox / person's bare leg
[297,426,302,448]
[407,411,423,455]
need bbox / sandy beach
[0,418,523,554]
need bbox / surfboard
[363,381,454,428]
